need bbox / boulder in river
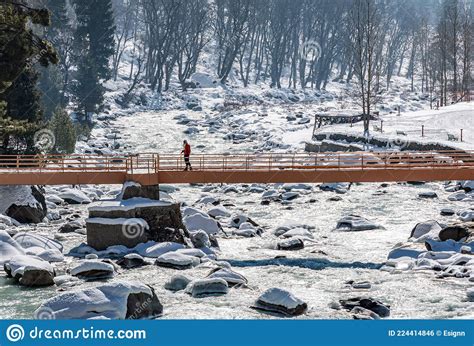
[252,288,307,316]
[438,224,471,242]
[206,268,248,287]
[4,255,55,286]
[120,182,161,200]
[0,186,47,224]
[0,230,25,265]
[183,213,222,235]
[339,297,390,318]
[58,188,92,204]
[70,260,116,280]
[13,232,63,252]
[277,237,305,251]
[89,198,191,246]
[418,191,438,199]
[185,278,229,297]
[116,254,149,269]
[409,220,442,241]
[155,252,200,270]
[164,274,192,291]
[34,281,163,319]
[336,215,383,231]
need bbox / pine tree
[39,0,73,118]
[0,1,58,154]
[72,0,115,116]
[49,108,76,154]
[0,1,58,93]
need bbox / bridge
[0,150,473,186]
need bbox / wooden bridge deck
[0,151,473,186]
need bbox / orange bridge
[0,151,473,186]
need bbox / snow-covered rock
[282,183,312,191]
[155,252,200,269]
[136,241,185,258]
[387,245,426,260]
[233,228,257,237]
[164,274,191,291]
[34,281,163,319]
[0,214,20,227]
[207,206,231,218]
[190,230,212,248]
[282,192,299,201]
[13,232,63,252]
[339,297,390,318]
[0,186,47,223]
[185,278,228,297]
[458,209,474,222]
[409,220,442,242]
[0,230,25,265]
[58,189,92,204]
[33,249,64,262]
[280,228,314,239]
[175,248,207,258]
[70,260,116,280]
[207,268,247,287]
[418,191,438,199]
[277,237,305,251]
[182,207,208,218]
[252,288,307,316]
[183,213,221,234]
[46,195,64,205]
[196,196,220,205]
[262,190,280,200]
[336,215,383,231]
[116,254,148,269]
[230,214,257,228]
[4,255,55,286]
[320,183,350,194]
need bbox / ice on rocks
[13,232,63,252]
[336,215,383,231]
[4,255,55,286]
[70,260,116,280]
[207,206,231,218]
[252,288,307,316]
[58,189,92,204]
[164,274,191,291]
[206,268,247,287]
[34,281,163,319]
[136,241,185,258]
[185,278,228,297]
[409,220,442,242]
[183,213,222,234]
[0,230,25,265]
[155,252,200,269]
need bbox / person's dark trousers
[184,156,192,171]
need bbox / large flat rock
[87,198,190,248]
[86,218,149,251]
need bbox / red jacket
[183,143,191,156]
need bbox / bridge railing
[151,150,474,172]
[0,154,129,172]
[0,150,472,175]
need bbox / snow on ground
[314,102,473,151]
[1,69,473,319]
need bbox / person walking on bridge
[181,140,192,171]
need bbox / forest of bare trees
[107,0,471,109]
